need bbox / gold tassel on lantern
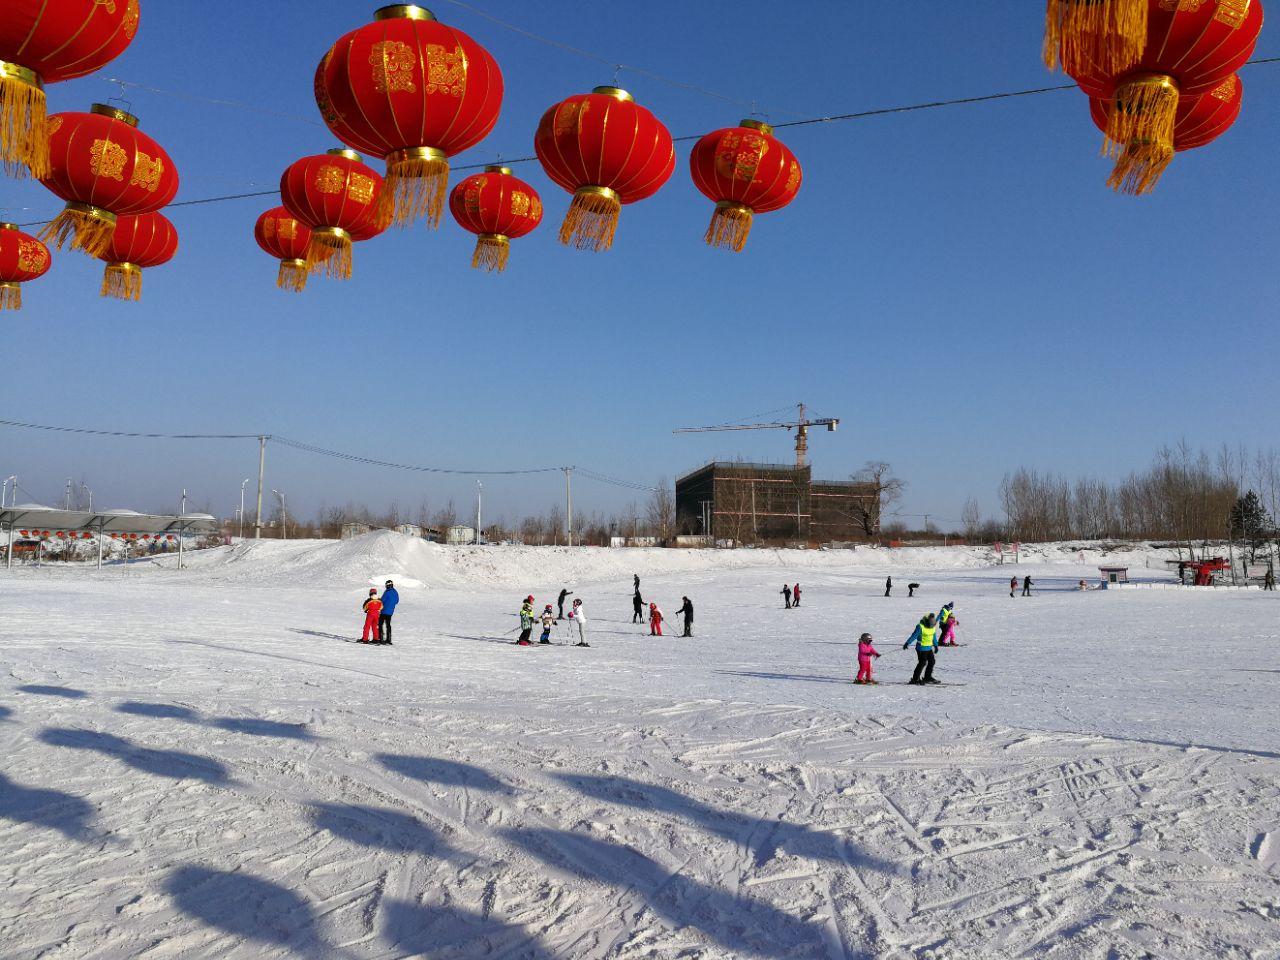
[1103,73,1180,195]
[100,262,142,301]
[0,281,21,310]
[380,147,449,228]
[471,234,510,272]
[1044,0,1148,75]
[277,257,309,292]
[39,202,117,257]
[306,227,353,280]
[0,61,48,178]
[560,186,620,252]
[705,202,755,253]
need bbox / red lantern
[254,206,313,293]
[0,1,140,178]
[38,104,179,256]
[98,211,177,301]
[280,149,383,279]
[534,86,675,251]
[315,4,503,228]
[1068,0,1262,194]
[689,120,802,252]
[19,530,29,537]
[1044,0,1149,76]
[448,166,542,272]
[56,531,65,538]
[1088,74,1242,194]
[0,221,51,310]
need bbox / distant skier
[517,596,535,646]
[361,588,382,644]
[539,604,555,644]
[937,602,958,646]
[557,587,573,621]
[568,597,589,647]
[632,588,645,623]
[855,632,881,684]
[781,584,792,608]
[649,602,664,636]
[792,583,802,607]
[903,612,940,685]
[634,573,640,592]
[1264,568,1275,591]
[674,596,693,637]
[378,579,398,645]
[1022,575,1033,597]
[908,582,919,598]
[1009,576,1018,598]
[884,576,892,597]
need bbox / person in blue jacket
[378,580,399,645]
[903,612,940,685]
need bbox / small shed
[341,522,372,540]
[1099,566,1129,585]
[394,523,422,538]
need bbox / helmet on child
[526,595,534,602]
[544,604,553,611]
[368,588,377,595]
[573,597,581,605]
[860,632,872,641]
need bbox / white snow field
[1,533,1277,959]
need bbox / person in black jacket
[675,596,693,637]
[1022,575,1033,597]
[885,576,892,597]
[557,587,573,621]
[781,584,792,608]
[632,588,645,623]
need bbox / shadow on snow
[0,770,98,840]
[377,753,514,795]
[38,727,232,784]
[16,684,87,699]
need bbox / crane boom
[673,403,839,468]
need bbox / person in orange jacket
[361,588,382,644]
[649,602,664,636]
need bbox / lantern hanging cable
[14,56,1280,231]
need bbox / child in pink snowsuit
[855,633,881,684]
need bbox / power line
[271,435,562,477]
[0,418,259,440]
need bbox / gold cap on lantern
[592,86,633,103]
[91,103,139,127]
[375,5,436,21]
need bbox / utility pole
[2,475,14,508]
[475,480,482,545]
[564,467,574,546]
[272,489,287,540]
[81,482,92,512]
[64,477,72,510]
[254,436,266,539]
[239,478,249,540]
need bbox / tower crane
[673,403,839,469]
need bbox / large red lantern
[38,105,179,256]
[0,221,51,310]
[689,120,802,252]
[280,149,384,279]
[1068,0,1262,193]
[1044,0,1148,76]
[0,1,140,179]
[315,4,503,229]
[98,211,177,301]
[448,166,542,272]
[254,206,313,293]
[534,86,675,252]
[1088,74,1243,194]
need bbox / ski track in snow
[0,534,1278,958]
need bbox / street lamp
[272,489,287,540]
[80,482,93,512]
[2,476,14,508]
[475,480,482,545]
[239,478,250,540]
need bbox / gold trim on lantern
[327,147,363,162]
[0,280,21,311]
[739,118,773,136]
[0,222,17,231]
[387,146,446,166]
[90,103,139,127]
[0,61,42,90]
[39,201,118,256]
[101,261,143,301]
[560,185,622,252]
[472,232,510,272]
[576,185,620,204]
[705,201,755,252]
[380,146,450,229]
[484,164,512,175]
[374,5,436,21]
[277,257,309,293]
[1103,72,1181,196]
[592,86,633,103]
[307,226,354,280]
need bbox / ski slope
[1,533,1276,958]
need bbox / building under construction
[675,461,879,544]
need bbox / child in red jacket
[855,632,881,684]
[361,589,382,643]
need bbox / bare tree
[850,461,904,536]
[646,478,675,540]
[961,497,982,541]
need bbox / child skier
[517,596,535,646]
[361,588,382,644]
[539,604,555,644]
[1009,575,1018,598]
[903,612,941,685]
[649,602,664,636]
[792,583,802,607]
[937,602,958,646]
[567,597,589,647]
[855,632,881,684]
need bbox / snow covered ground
[1,534,1277,959]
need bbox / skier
[378,579,398,646]
[568,597,589,646]
[1264,568,1275,591]
[855,632,881,684]
[781,584,792,608]
[557,587,573,621]
[539,604,555,644]
[937,602,958,646]
[885,576,892,597]
[903,612,940,685]
[907,582,919,598]
[361,588,382,644]
[1022,575,1033,597]
[1009,575,1018,598]
[649,602,664,636]
[792,583,802,607]
[517,596,535,646]
[634,573,640,592]
[632,588,645,623]
[674,596,693,637]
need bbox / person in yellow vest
[903,612,940,685]
[936,602,958,646]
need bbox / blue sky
[2,1,1277,526]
